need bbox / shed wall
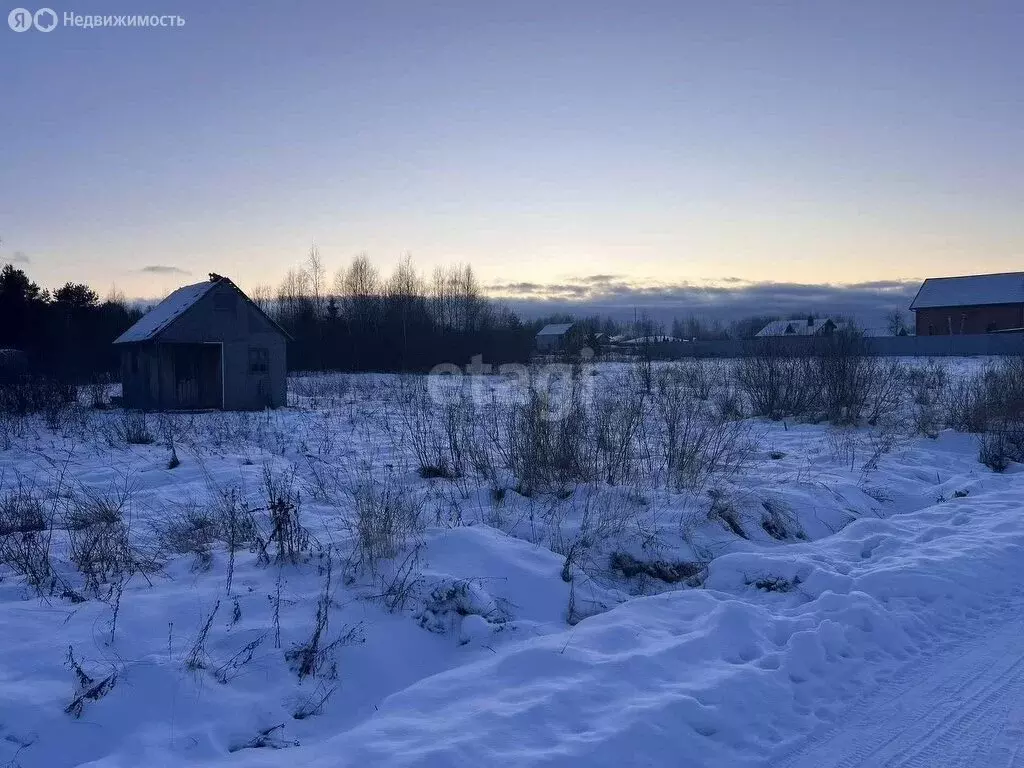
[119,281,286,410]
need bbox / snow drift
[236,480,1024,768]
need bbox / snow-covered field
[0,357,1020,767]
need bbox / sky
[1,0,1022,320]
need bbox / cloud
[8,251,29,264]
[577,274,622,285]
[138,265,190,276]
[488,274,923,327]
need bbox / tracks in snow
[775,603,1024,768]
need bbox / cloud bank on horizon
[491,274,921,325]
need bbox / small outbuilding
[113,275,289,411]
[535,322,580,352]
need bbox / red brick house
[910,272,1024,336]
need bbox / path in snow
[777,602,1024,768]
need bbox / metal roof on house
[910,272,1024,310]
[536,323,574,337]
[113,280,217,344]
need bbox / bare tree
[886,309,907,336]
[249,284,274,313]
[305,244,326,320]
[356,254,424,369]
[277,268,307,320]
[429,263,485,332]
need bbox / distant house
[755,317,843,338]
[113,275,289,410]
[910,272,1024,336]
[535,323,580,352]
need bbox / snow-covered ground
[0,357,1019,767]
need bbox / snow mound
[249,485,1024,768]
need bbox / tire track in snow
[980,691,1024,768]
[774,608,1024,768]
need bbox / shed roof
[536,323,574,337]
[910,272,1024,310]
[113,277,290,344]
[114,281,216,344]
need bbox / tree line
[254,250,806,372]
[253,250,537,371]
[0,253,890,382]
[0,264,141,382]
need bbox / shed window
[249,347,269,374]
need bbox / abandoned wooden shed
[113,275,289,410]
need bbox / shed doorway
[171,343,223,410]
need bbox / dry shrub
[979,429,1015,472]
[347,468,424,570]
[591,383,645,486]
[736,332,902,426]
[152,506,216,571]
[185,600,220,671]
[65,483,156,596]
[760,498,807,541]
[505,376,591,495]
[153,489,259,580]
[215,632,268,685]
[713,385,746,421]
[88,374,112,410]
[0,375,76,420]
[396,375,472,480]
[815,332,907,426]
[65,646,117,718]
[707,491,747,538]
[260,466,310,565]
[0,482,54,592]
[116,410,154,445]
[735,340,818,420]
[947,359,1024,431]
[0,408,27,450]
[553,486,637,581]
[292,683,336,720]
[429,361,754,499]
[908,360,948,437]
[679,358,715,400]
[286,554,363,680]
[653,367,753,492]
[945,358,1024,470]
[908,360,949,406]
